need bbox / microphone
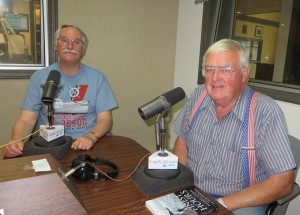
[23,71,73,160]
[136,87,185,181]
[138,87,185,120]
[132,87,194,196]
[41,70,61,128]
[41,70,61,104]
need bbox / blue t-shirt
[21,63,118,139]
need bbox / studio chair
[266,135,300,215]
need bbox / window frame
[0,0,58,79]
[198,0,300,105]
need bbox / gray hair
[55,24,89,50]
[202,39,249,70]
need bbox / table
[0,135,232,215]
[57,135,233,215]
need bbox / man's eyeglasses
[202,66,239,79]
[58,38,84,47]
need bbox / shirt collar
[200,85,251,122]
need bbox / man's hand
[3,110,38,158]
[2,141,24,158]
[71,111,112,151]
[71,135,95,150]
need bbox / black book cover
[146,186,218,215]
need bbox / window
[198,0,300,104]
[0,0,57,78]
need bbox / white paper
[32,158,52,172]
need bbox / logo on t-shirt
[70,84,88,102]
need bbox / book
[145,186,218,215]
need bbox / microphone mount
[155,106,170,156]
[47,103,54,129]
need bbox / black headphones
[71,154,119,181]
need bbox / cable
[0,124,48,148]
[96,152,152,182]
[65,152,153,183]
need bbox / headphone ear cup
[73,163,94,181]
[71,154,95,181]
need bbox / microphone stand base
[23,136,73,160]
[132,162,194,196]
[34,136,69,147]
[144,164,180,180]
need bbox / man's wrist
[89,131,99,139]
[87,131,99,142]
[217,198,228,208]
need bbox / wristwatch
[89,131,99,139]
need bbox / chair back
[266,135,300,215]
[289,135,300,175]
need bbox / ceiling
[237,0,282,15]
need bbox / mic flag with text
[41,70,61,104]
[138,87,185,120]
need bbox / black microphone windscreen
[161,87,185,106]
[41,70,61,104]
[46,70,60,83]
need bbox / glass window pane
[0,0,57,78]
[234,0,300,86]
[0,0,38,65]
[198,0,300,104]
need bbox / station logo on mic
[39,125,64,142]
[148,150,178,169]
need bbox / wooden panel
[0,173,87,215]
[0,154,86,215]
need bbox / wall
[0,80,29,143]
[174,1,300,214]
[170,0,203,146]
